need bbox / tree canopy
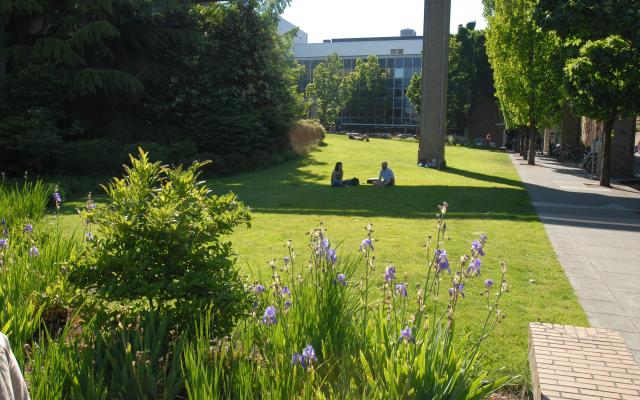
[0,0,302,176]
[341,55,388,125]
[304,53,350,128]
[485,0,564,164]
[406,23,495,136]
[535,0,640,185]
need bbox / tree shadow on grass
[213,179,538,221]
[439,167,523,188]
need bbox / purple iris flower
[435,249,450,274]
[85,232,94,241]
[0,218,5,226]
[395,283,408,297]
[24,224,33,233]
[262,306,277,325]
[485,279,494,288]
[284,300,292,310]
[449,284,465,298]
[255,284,266,293]
[336,273,347,286]
[29,246,39,257]
[292,344,318,369]
[384,266,396,282]
[359,238,374,252]
[467,258,481,276]
[326,248,337,264]
[281,286,291,296]
[53,192,62,204]
[302,345,317,362]
[0,238,7,250]
[284,256,291,265]
[399,326,415,343]
[472,240,485,256]
[292,353,305,368]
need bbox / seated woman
[331,162,347,187]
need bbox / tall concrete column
[418,0,451,167]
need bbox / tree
[0,0,302,176]
[406,23,495,136]
[341,55,388,125]
[485,0,564,165]
[535,0,640,186]
[305,53,350,128]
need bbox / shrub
[61,139,125,175]
[70,149,252,335]
[288,119,326,155]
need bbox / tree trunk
[523,129,529,160]
[528,123,536,165]
[599,118,615,187]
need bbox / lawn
[54,134,587,386]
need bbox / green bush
[70,149,252,335]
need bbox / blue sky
[282,0,487,43]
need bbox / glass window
[413,57,421,67]
[386,58,395,68]
[394,98,402,108]
[394,68,404,78]
[394,78,402,87]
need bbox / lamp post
[418,0,451,168]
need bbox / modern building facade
[280,18,423,132]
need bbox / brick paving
[512,155,640,362]
[529,323,640,399]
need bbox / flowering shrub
[182,203,512,399]
[70,149,252,334]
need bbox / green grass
[53,134,587,385]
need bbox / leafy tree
[535,0,640,186]
[406,23,495,135]
[407,73,423,115]
[0,0,303,176]
[342,55,388,125]
[71,149,252,334]
[305,53,350,127]
[485,0,564,165]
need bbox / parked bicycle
[580,150,597,174]
[556,144,584,163]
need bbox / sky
[281,0,487,43]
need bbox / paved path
[512,154,640,361]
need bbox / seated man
[368,161,395,187]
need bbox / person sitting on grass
[368,161,395,187]
[331,162,360,187]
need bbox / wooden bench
[529,323,640,399]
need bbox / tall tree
[305,53,350,128]
[406,23,495,136]
[485,0,564,165]
[535,0,640,186]
[341,55,388,125]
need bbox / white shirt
[379,168,394,183]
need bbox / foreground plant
[70,148,252,335]
[182,202,513,399]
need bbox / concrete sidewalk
[512,154,640,361]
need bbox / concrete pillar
[418,0,451,167]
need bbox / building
[280,18,423,133]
